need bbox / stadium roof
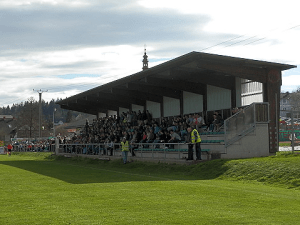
[57,51,296,115]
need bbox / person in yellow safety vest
[186,126,202,160]
[121,137,129,164]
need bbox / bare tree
[16,97,39,138]
[289,88,300,109]
[287,87,300,119]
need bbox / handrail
[12,144,56,152]
[57,142,191,161]
[224,102,269,148]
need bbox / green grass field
[0,152,300,224]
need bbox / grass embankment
[0,152,300,224]
[49,151,300,189]
[279,142,291,147]
[12,151,300,189]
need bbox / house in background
[280,92,300,118]
[0,115,16,144]
[280,92,292,117]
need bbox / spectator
[186,126,202,160]
[127,111,133,125]
[161,130,171,144]
[145,129,155,148]
[104,138,114,156]
[168,130,181,149]
[142,110,147,124]
[210,112,223,132]
[132,111,138,126]
[121,137,129,164]
[137,110,143,124]
[192,113,205,131]
[113,137,120,150]
[139,131,147,144]
[153,134,161,148]
[153,123,161,134]
[167,121,178,132]
[129,130,139,156]
[179,122,188,141]
[146,110,152,122]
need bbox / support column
[231,82,236,109]
[203,85,207,112]
[160,99,164,118]
[180,91,183,116]
[267,69,281,153]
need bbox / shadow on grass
[0,155,230,184]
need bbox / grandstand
[57,51,296,161]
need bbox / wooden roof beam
[195,60,267,83]
[112,87,163,103]
[135,76,206,95]
[122,82,181,99]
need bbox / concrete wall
[222,123,269,159]
[183,91,203,114]
[207,85,231,111]
[147,101,161,118]
[98,112,106,118]
[132,104,144,113]
[119,107,129,115]
[163,96,180,117]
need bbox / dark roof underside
[58,51,296,115]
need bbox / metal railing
[12,144,56,152]
[224,102,269,147]
[57,142,193,160]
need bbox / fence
[58,141,214,161]
[59,142,187,158]
[12,144,56,152]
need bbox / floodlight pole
[33,89,48,139]
[53,108,56,138]
[291,110,295,152]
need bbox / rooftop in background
[0,115,14,122]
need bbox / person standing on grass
[186,126,202,160]
[7,143,13,156]
[121,137,129,164]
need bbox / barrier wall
[279,130,300,141]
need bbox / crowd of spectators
[59,110,223,148]
[10,139,55,152]
[6,110,226,155]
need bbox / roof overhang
[57,51,296,115]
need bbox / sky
[1,0,300,108]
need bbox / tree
[289,87,300,112]
[16,97,39,138]
[66,111,73,123]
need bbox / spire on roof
[142,45,148,71]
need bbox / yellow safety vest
[121,141,129,151]
[191,129,201,143]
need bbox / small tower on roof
[142,45,148,71]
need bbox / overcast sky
[1,0,300,108]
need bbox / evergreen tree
[66,111,73,123]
